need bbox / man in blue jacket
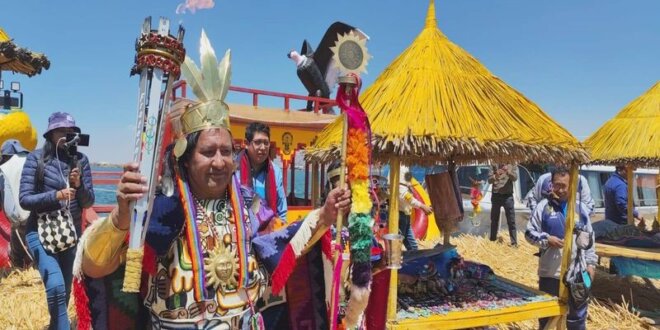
[593,166,646,237]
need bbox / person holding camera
[19,111,94,330]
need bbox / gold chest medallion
[204,242,239,291]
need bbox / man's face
[551,173,570,202]
[185,128,235,199]
[246,131,270,166]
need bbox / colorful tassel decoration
[336,75,374,328]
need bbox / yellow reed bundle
[306,0,588,165]
[0,27,51,77]
[0,268,77,329]
[584,81,660,168]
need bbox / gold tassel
[122,248,144,292]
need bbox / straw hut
[584,81,659,168]
[0,28,50,77]
[584,81,659,223]
[306,1,589,327]
[305,2,588,166]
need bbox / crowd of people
[0,112,643,329]
[0,112,652,329]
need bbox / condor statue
[287,22,368,112]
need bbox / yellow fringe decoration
[122,248,144,293]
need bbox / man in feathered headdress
[75,31,349,329]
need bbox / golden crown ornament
[174,29,232,159]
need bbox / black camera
[64,133,90,162]
[65,132,90,147]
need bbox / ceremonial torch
[122,17,185,292]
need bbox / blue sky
[3,0,659,164]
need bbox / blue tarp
[610,257,660,279]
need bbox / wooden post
[626,165,634,225]
[386,157,401,322]
[311,162,320,208]
[304,162,310,203]
[320,163,326,197]
[289,158,295,197]
[655,173,660,217]
[558,164,579,327]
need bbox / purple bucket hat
[43,112,81,138]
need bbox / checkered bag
[37,208,78,254]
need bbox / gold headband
[179,100,230,135]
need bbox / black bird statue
[288,22,368,112]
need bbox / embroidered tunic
[145,198,266,329]
[76,176,326,330]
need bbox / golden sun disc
[330,31,371,76]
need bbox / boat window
[635,173,658,207]
[518,164,546,199]
[456,165,491,199]
[581,171,605,208]
[285,151,312,206]
[410,165,446,190]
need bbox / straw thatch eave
[0,28,50,77]
[584,81,660,168]
[305,1,587,165]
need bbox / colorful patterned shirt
[145,198,266,329]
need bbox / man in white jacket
[525,167,597,330]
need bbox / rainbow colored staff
[327,30,373,329]
[339,75,375,328]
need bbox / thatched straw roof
[0,28,51,77]
[306,1,588,165]
[584,81,660,168]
